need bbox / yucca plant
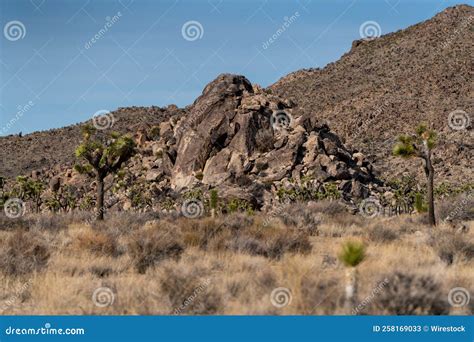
[393,123,437,225]
[339,241,366,314]
[209,189,219,218]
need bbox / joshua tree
[339,241,366,314]
[15,176,44,213]
[393,124,437,225]
[75,125,136,220]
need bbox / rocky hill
[8,74,385,214]
[0,5,473,211]
[0,106,184,178]
[270,4,473,185]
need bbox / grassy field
[0,201,472,315]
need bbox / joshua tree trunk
[424,152,436,226]
[344,268,358,314]
[96,174,105,221]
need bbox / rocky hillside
[1,5,472,191]
[270,4,473,185]
[0,106,184,178]
[15,74,386,214]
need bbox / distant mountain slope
[0,106,184,178]
[270,4,473,184]
[0,5,472,186]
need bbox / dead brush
[222,224,312,259]
[128,225,184,274]
[75,229,119,257]
[370,272,449,315]
[431,230,474,265]
[368,225,398,243]
[0,230,50,276]
[159,265,222,315]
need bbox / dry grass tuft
[75,229,119,257]
[128,225,184,274]
[371,272,449,315]
[0,230,50,276]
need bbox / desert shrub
[0,215,32,231]
[160,266,222,315]
[128,226,184,273]
[276,203,320,235]
[255,129,274,153]
[368,225,398,243]
[437,192,474,222]
[371,272,449,315]
[0,230,50,276]
[432,231,474,265]
[31,213,73,231]
[224,213,254,230]
[299,276,342,314]
[227,228,312,259]
[308,200,347,216]
[89,266,113,278]
[92,211,161,234]
[75,229,119,257]
[414,192,427,212]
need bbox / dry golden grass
[0,206,472,315]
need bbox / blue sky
[0,0,471,135]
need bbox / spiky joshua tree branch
[393,123,437,226]
[75,125,136,220]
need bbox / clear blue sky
[0,0,470,135]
